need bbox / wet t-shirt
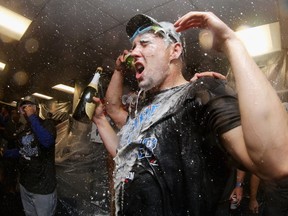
[114,77,241,216]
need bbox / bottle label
[85,100,96,120]
[72,70,100,123]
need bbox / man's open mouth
[135,63,144,74]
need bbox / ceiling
[0,0,281,104]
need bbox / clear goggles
[129,25,178,43]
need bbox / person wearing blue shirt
[3,95,57,216]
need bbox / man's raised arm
[175,11,288,180]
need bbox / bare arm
[223,38,288,179]
[175,11,288,180]
[92,97,118,157]
[105,51,129,129]
[220,126,257,174]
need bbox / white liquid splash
[135,88,144,116]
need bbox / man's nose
[130,46,141,57]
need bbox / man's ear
[170,42,182,60]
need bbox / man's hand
[115,49,133,73]
[230,186,243,206]
[92,97,106,121]
[174,11,237,52]
[190,71,226,82]
[21,104,37,117]
[249,198,259,214]
[91,97,119,157]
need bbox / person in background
[229,169,245,210]
[2,95,57,216]
[0,109,25,216]
[249,174,263,215]
[92,11,288,215]
[1,109,23,193]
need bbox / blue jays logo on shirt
[19,132,39,159]
[138,137,157,159]
[121,104,160,147]
[132,104,159,128]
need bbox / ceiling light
[0,5,32,41]
[52,84,75,94]
[236,22,281,57]
[32,93,53,100]
[0,100,17,107]
[0,61,5,71]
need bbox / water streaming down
[134,88,144,116]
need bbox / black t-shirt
[115,77,241,216]
[18,117,57,194]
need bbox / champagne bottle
[72,67,103,123]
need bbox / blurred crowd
[0,105,25,215]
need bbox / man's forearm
[250,174,260,200]
[105,69,128,128]
[106,69,124,107]
[93,115,119,157]
[29,114,55,148]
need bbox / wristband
[235,182,244,187]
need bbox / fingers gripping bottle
[72,67,103,123]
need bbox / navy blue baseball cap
[126,14,182,44]
[18,95,39,107]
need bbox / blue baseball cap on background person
[18,95,39,107]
